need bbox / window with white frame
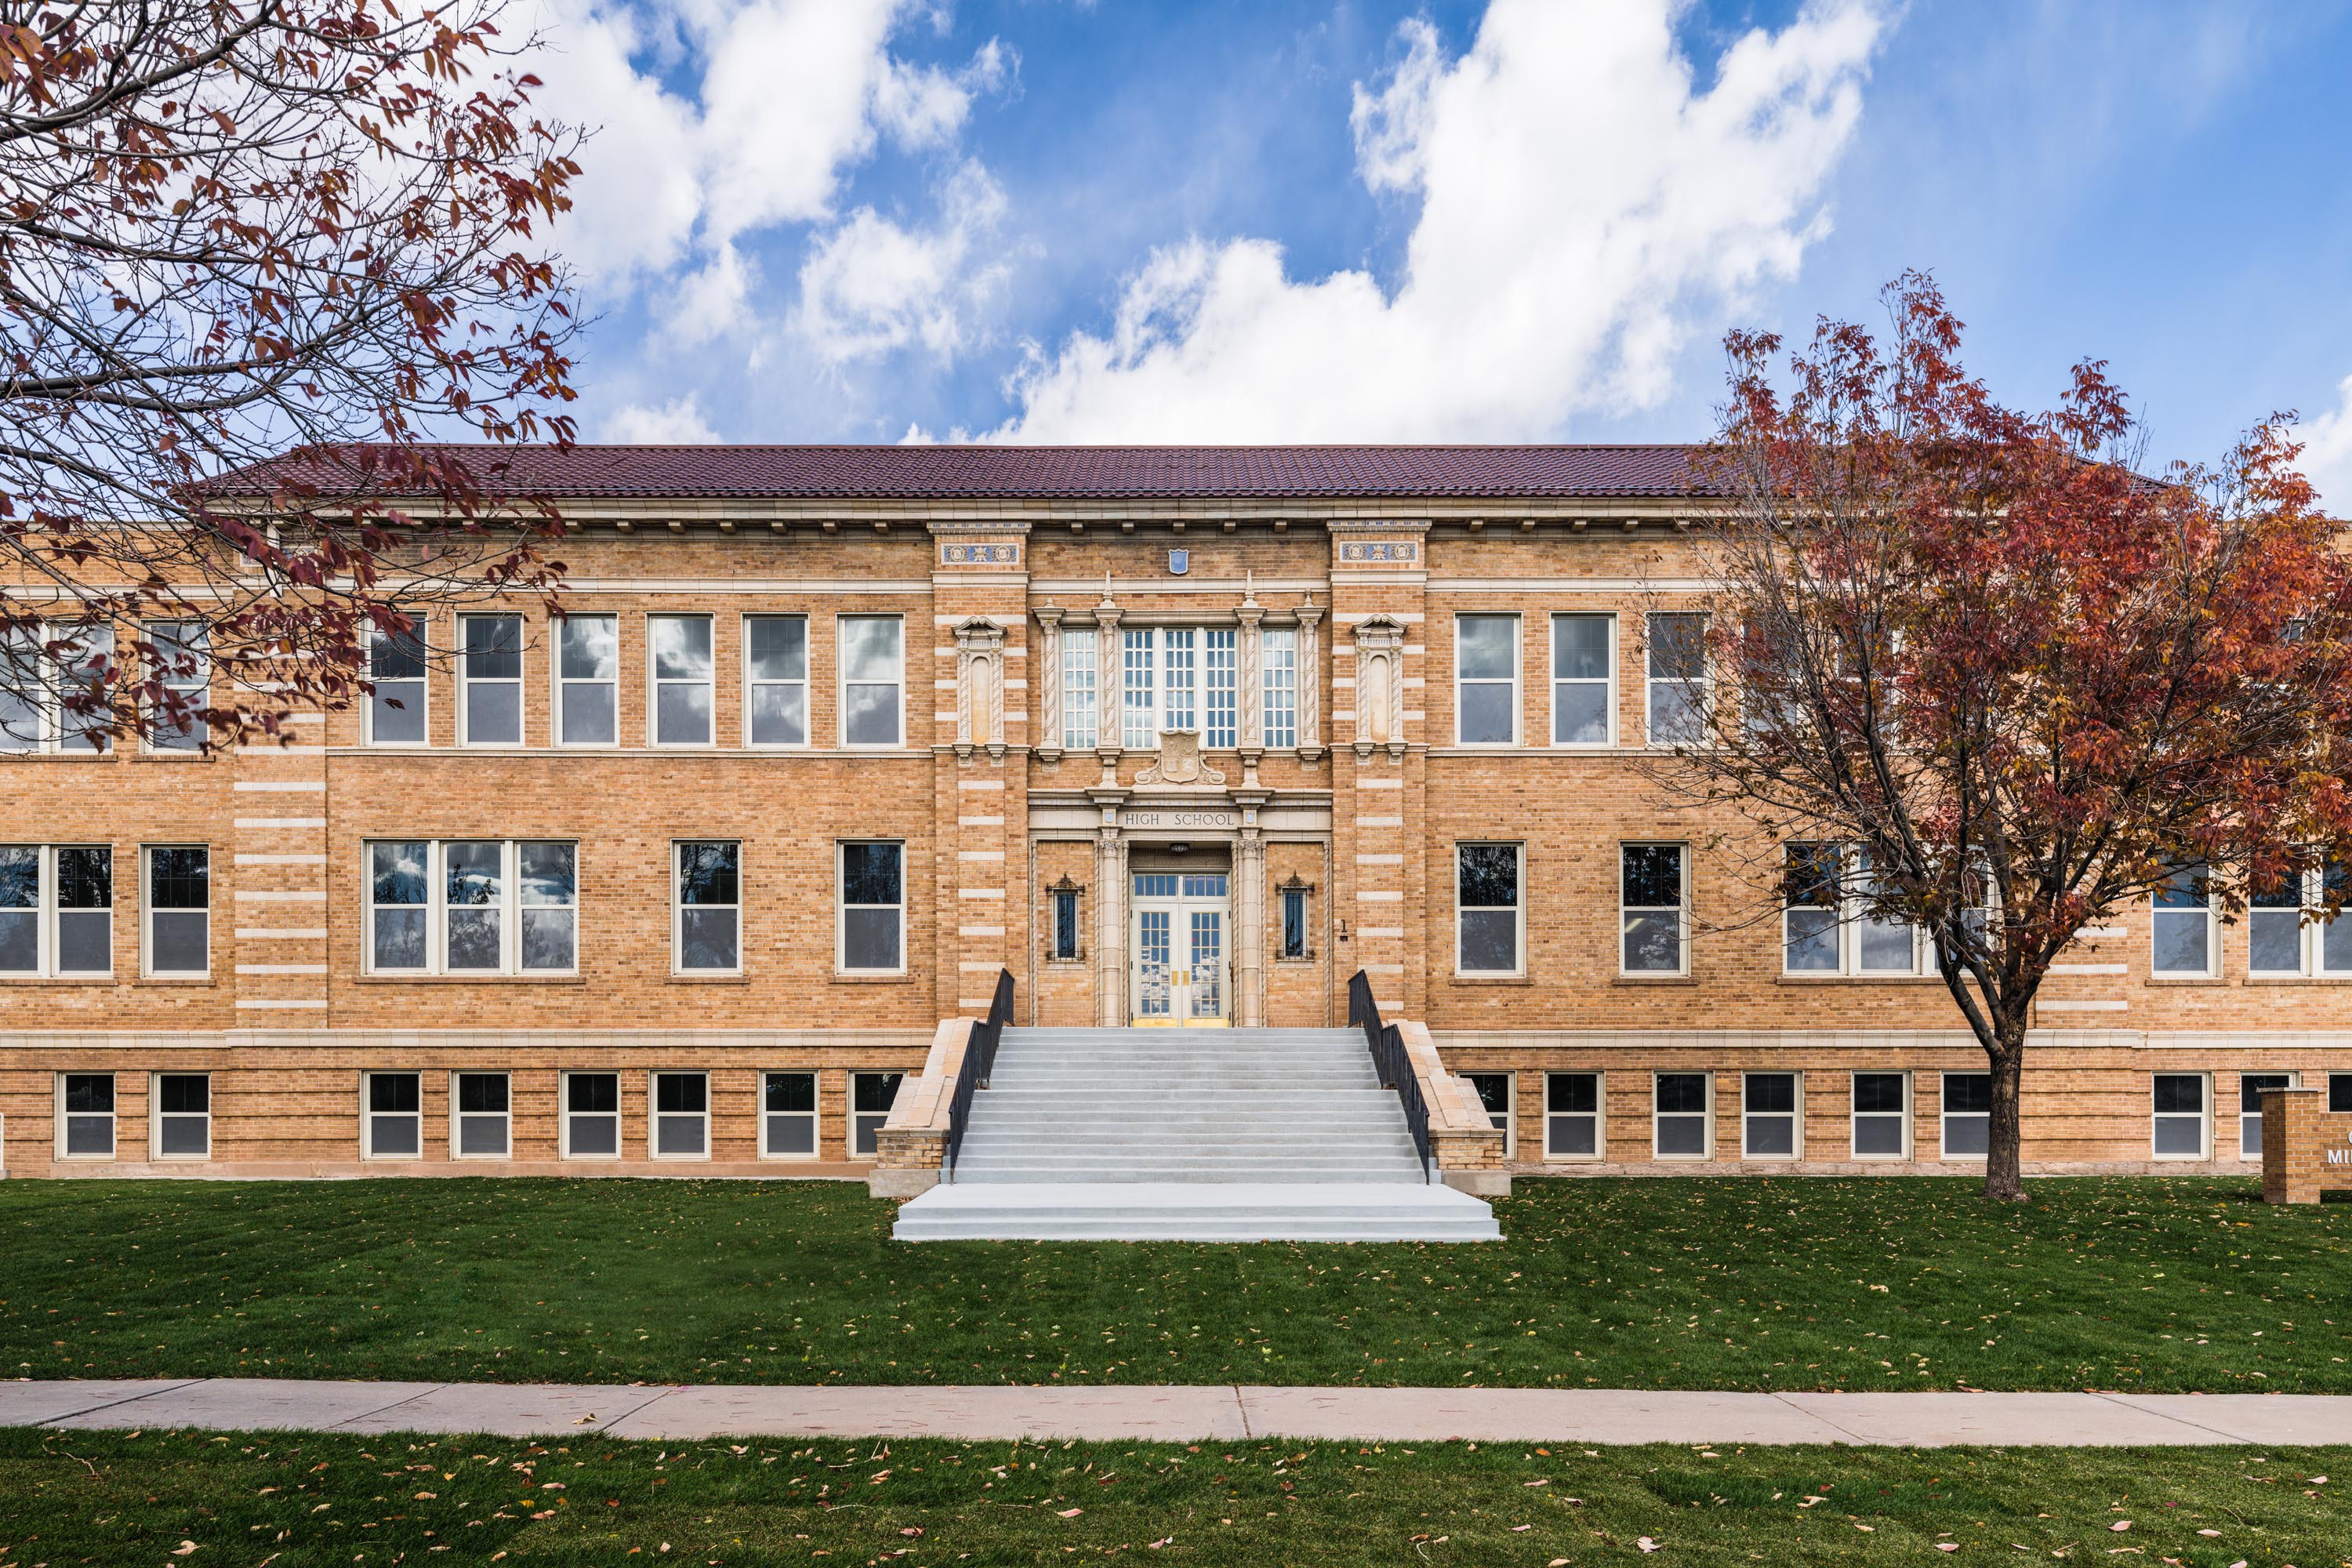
[1544,1071,1601,1159]
[674,840,740,971]
[562,1071,621,1158]
[0,622,113,753]
[1781,844,1926,975]
[366,840,575,975]
[1112,626,1253,749]
[1645,612,1708,745]
[763,1071,818,1157]
[554,614,619,746]
[1940,1072,1991,1159]
[1463,1072,1514,1158]
[2248,860,2352,975]
[651,1071,709,1158]
[1061,626,1098,749]
[1851,1072,1910,1158]
[145,619,209,751]
[1455,614,1518,745]
[366,617,427,745]
[1551,613,1613,746]
[2152,864,2215,976]
[840,615,904,746]
[452,1072,511,1158]
[459,614,524,746]
[851,1070,902,1156]
[143,845,209,976]
[2238,1072,2296,1158]
[0,844,111,976]
[58,1073,114,1158]
[1742,1072,1799,1157]
[153,1073,210,1159]
[1621,843,1687,975]
[1455,842,1522,975]
[745,615,808,746]
[362,1070,422,1159]
[649,614,714,746]
[2151,1073,2209,1159]
[1258,627,1293,749]
[1653,1071,1711,1158]
[840,840,905,973]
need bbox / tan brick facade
[4,474,2348,1179]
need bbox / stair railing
[945,967,1015,1181]
[1346,970,1432,1183]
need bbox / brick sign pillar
[2259,1086,2352,1203]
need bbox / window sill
[0,753,116,763]
[352,973,586,985]
[2145,975,2224,985]
[2240,975,2352,985]
[1776,974,1945,985]
[1613,974,1697,985]
[131,751,212,763]
[834,971,914,984]
[1450,973,1530,985]
[669,973,750,985]
[0,975,116,985]
[136,976,215,987]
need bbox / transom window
[1781,844,1926,975]
[1645,612,1708,745]
[0,844,111,976]
[840,615,905,746]
[554,614,619,746]
[1544,1071,1601,1160]
[459,614,524,746]
[1742,1072,1798,1158]
[1455,842,1523,975]
[1455,614,1518,745]
[2249,862,2352,975]
[1120,626,1241,749]
[745,615,808,746]
[366,619,427,745]
[1551,613,1613,746]
[366,840,576,975]
[649,614,714,746]
[840,840,906,974]
[1620,843,1687,975]
[0,622,113,753]
[2152,864,2216,976]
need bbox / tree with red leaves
[1673,271,2352,1201]
[0,0,579,750]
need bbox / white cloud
[795,160,1010,365]
[601,394,722,442]
[2292,375,2352,515]
[993,0,1886,441]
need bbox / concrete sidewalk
[5,1379,2352,1447]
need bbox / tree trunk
[1983,1020,2030,1203]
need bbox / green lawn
[3,1428,2345,1566]
[3,1175,2346,1391]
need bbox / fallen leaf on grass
[1057,1508,1083,1518]
[170,1545,198,1559]
[2110,1522,2132,1533]
[1937,1546,1960,1554]
[1637,1538,1659,1554]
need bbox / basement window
[1544,1073,1602,1160]
[57,1073,114,1160]
[1940,1073,1991,1160]
[1851,1072,1910,1159]
[452,1072,512,1160]
[851,1071,902,1157]
[152,1073,210,1160]
[1741,1072,1798,1158]
[562,1071,621,1159]
[1463,1072,1514,1159]
[763,1072,818,1159]
[2151,1073,2210,1160]
[362,1071,422,1160]
[652,1071,710,1160]
[1653,1072,1710,1159]
[2238,1072,2296,1159]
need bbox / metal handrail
[944,968,1014,1181]
[1347,970,1432,1182]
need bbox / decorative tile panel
[1338,539,1421,564]
[940,542,1022,566]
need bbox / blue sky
[526,0,2352,499]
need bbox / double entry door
[1131,870,1229,1025]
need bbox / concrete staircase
[891,1026,1501,1242]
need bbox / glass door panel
[1188,909,1225,1020]
[1135,908,1172,1018]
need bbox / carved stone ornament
[1134,728,1226,787]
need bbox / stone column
[1296,601,1324,761]
[1234,805,1267,1027]
[1034,604,1064,763]
[1092,808,1126,1026]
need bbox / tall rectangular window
[840,615,904,746]
[144,845,209,976]
[1279,883,1310,960]
[1122,627,1156,749]
[1061,626,1098,749]
[366,619,427,745]
[745,615,808,746]
[0,625,38,753]
[1455,842,1522,975]
[1940,1072,1991,1159]
[58,1073,114,1159]
[1851,1072,1910,1158]
[146,619,209,751]
[0,845,112,977]
[1050,884,1082,960]
[1455,614,1518,745]
[1162,627,1196,733]
[1206,627,1239,747]
[2239,1072,2295,1159]
[2247,860,2352,976]
[367,840,575,975]
[1551,613,1613,746]
[1621,843,1687,975]
[1741,1072,1798,1158]
[651,1071,709,1159]
[851,1070,902,1156]
[763,1071,818,1158]
[2152,864,2214,976]
[675,840,741,972]
[452,1072,511,1159]
[153,1073,210,1159]
[1646,612,1708,745]
[649,614,714,746]
[840,840,905,973]
[554,614,618,746]
[1,622,113,753]
[1261,626,1297,748]
[1782,842,1841,971]
[562,1071,620,1158]
[362,1071,422,1159]
[1544,1072,1601,1159]
[1653,1072,1711,1159]
[2151,1073,2209,1159]
[459,614,523,745]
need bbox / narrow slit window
[1279,883,1311,960]
[745,615,808,746]
[1050,884,1083,961]
[459,614,523,745]
[554,614,619,746]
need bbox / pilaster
[928,523,1029,1018]
[1329,523,1428,1019]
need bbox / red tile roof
[217,444,1719,501]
